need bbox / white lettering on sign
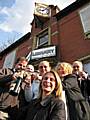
[31,46,56,60]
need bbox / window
[83,62,90,75]
[79,4,90,38]
[3,50,16,69]
[36,29,48,48]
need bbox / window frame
[78,55,90,75]
[79,4,90,39]
[36,29,49,48]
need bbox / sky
[0,0,76,50]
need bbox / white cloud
[0,0,36,33]
[0,0,76,34]
[36,0,76,9]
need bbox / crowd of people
[0,57,90,120]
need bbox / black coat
[0,68,28,120]
[62,74,90,120]
[17,95,66,120]
[77,74,90,105]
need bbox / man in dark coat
[72,60,90,105]
[0,57,28,120]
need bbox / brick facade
[0,0,90,68]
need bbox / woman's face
[42,72,56,95]
[57,66,67,78]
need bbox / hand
[79,71,88,79]
[0,111,8,119]
[24,76,32,87]
[12,71,25,80]
[31,72,42,81]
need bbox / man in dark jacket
[72,60,90,105]
[0,57,28,120]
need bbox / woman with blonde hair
[17,69,66,120]
[56,62,90,120]
[55,62,73,79]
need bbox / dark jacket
[0,68,13,86]
[62,74,90,120]
[17,95,66,120]
[76,74,90,104]
[0,68,28,120]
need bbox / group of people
[0,57,90,120]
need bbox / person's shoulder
[65,74,77,79]
[0,68,13,74]
[51,96,65,105]
[50,97,65,110]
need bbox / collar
[40,94,54,106]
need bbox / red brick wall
[57,10,90,63]
[16,38,32,58]
[0,38,31,68]
[0,3,90,68]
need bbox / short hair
[26,64,34,72]
[39,60,51,67]
[15,57,28,64]
[72,61,83,70]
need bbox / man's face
[15,60,28,71]
[39,61,51,76]
[73,63,82,73]
[26,65,34,73]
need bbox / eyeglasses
[18,64,26,68]
[73,66,79,68]
[43,76,55,82]
[39,66,47,69]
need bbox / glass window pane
[84,62,90,75]
[79,4,90,33]
[39,34,48,45]
[36,30,48,47]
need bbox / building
[0,32,31,68]
[0,0,90,73]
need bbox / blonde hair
[39,69,63,98]
[56,62,73,75]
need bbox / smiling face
[57,66,66,78]
[26,65,34,73]
[72,61,83,73]
[15,60,28,71]
[56,62,73,78]
[41,72,56,96]
[39,61,51,76]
